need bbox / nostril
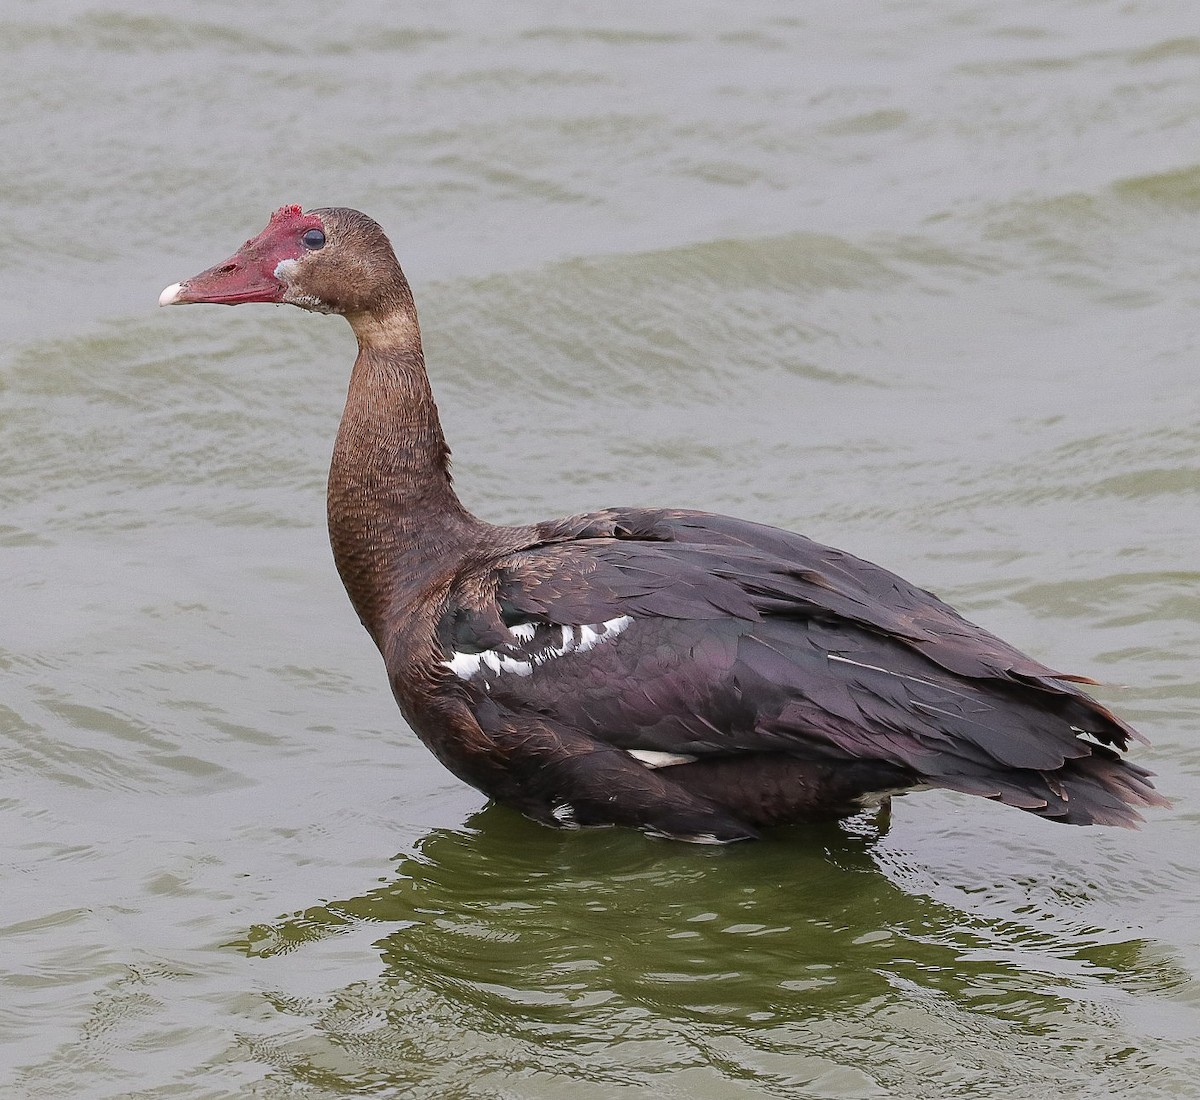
[214,263,237,275]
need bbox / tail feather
[938,750,1168,828]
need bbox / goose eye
[301,228,326,251]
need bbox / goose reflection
[231,808,1179,1025]
[224,813,1187,1094]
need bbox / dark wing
[539,508,1132,701]
[438,508,1165,829]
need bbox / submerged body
[160,206,1167,842]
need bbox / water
[3,1,1199,1096]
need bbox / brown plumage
[159,206,1169,843]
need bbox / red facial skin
[170,205,325,305]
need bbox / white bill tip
[158,282,184,307]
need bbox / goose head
[159,206,411,325]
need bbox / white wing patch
[443,614,634,682]
[444,648,533,679]
[508,622,537,643]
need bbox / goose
[159,205,1166,842]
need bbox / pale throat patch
[443,614,634,681]
[274,258,332,313]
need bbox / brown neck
[327,310,483,646]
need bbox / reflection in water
[227,810,1185,1097]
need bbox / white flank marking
[551,803,578,827]
[158,282,183,307]
[442,614,633,682]
[627,749,698,769]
